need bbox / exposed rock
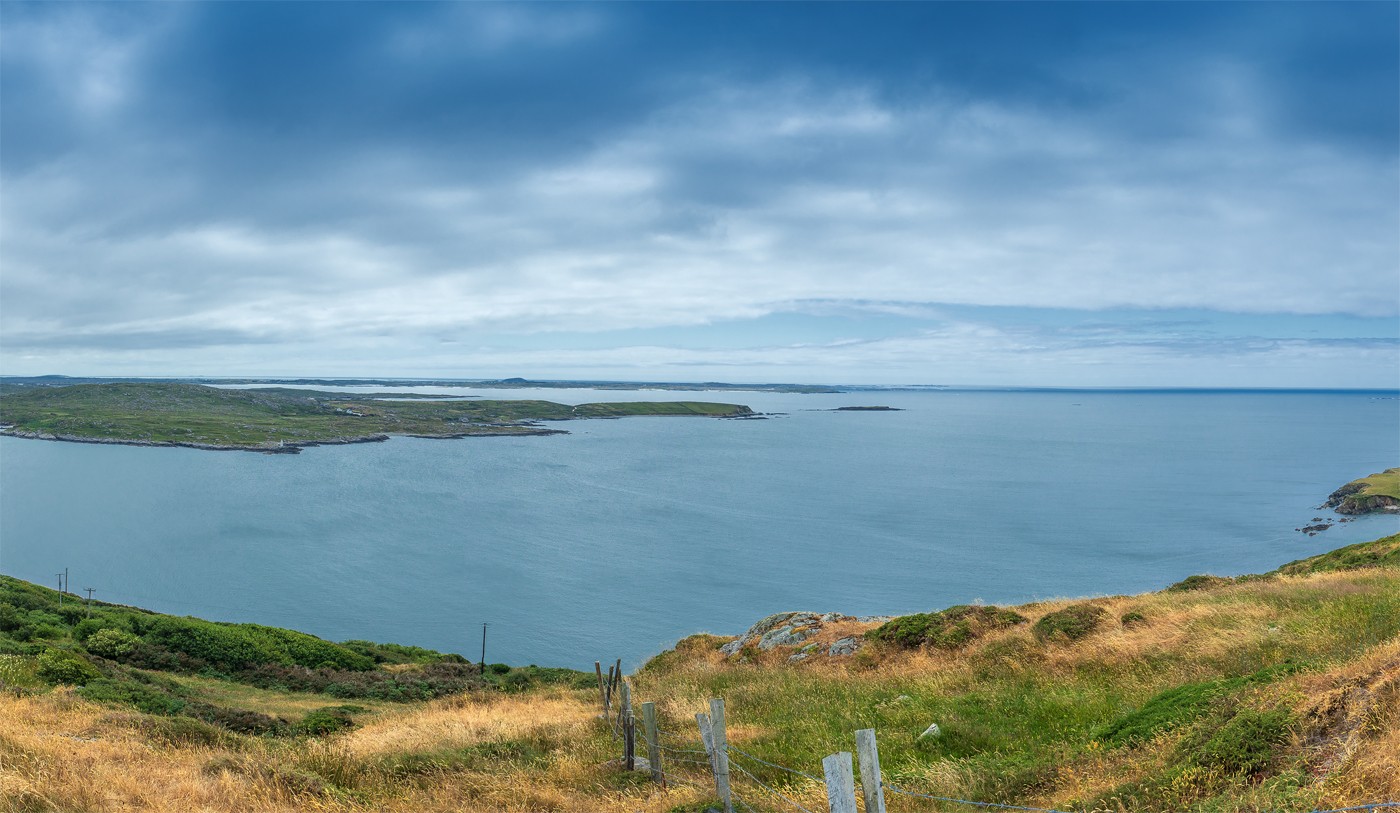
[919,723,941,739]
[720,610,872,661]
[828,636,862,657]
[788,652,809,663]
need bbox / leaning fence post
[855,729,886,813]
[594,661,607,716]
[622,681,636,771]
[822,752,858,813]
[642,701,663,785]
[709,698,734,813]
[695,711,715,769]
[605,665,616,740]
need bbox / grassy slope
[0,383,753,450]
[1351,468,1400,501]
[2,537,1398,812]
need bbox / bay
[1,388,1396,670]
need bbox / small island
[1323,467,1400,515]
[0,383,753,454]
[833,405,902,411]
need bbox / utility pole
[84,588,96,617]
[480,623,488,672]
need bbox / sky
[1,2,1397,387]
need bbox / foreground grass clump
[867,605,1027,649]
[1031,603,1107,642]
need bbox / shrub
[78,678,187,715]
[1120,611,1147,626]
[1183,708,1292,776]
[1166,574,1234,592]
[0,603,23,631]
[293,706,357,736]
[868,605,1027,649]
[85,628,141,660]
[36,650,101,685]
[144,617,282,670]
[1032,604,1107,643]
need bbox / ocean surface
[2,387,1397,670]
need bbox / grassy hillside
[0,383,753,452]
[2,536,1398,812]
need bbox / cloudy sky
[1,2,1396,387]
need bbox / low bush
[1032,604,1107,643]
[85,628,141,659]
[1185,707,1292,776]
[36,650,101,685]
[293,706,358,736]
[868,605,1027,649]
[1166,574,1234,592]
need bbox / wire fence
[590,657,1398,813]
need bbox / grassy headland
[0,383,753,453]
[1324,468,1400,515]
[2,536,1398,811]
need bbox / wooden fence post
[594,661,607,719]
[855,729,886,813]
[622,681,636,771]
[695,711,715,769]
[605,665,616,740]
[709,698,733,813]
[642,701,663,785]
[822,752,858,813]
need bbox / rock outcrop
[719,611,890,662]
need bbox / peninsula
[1324,467,1400,515]
[0,382,753,453]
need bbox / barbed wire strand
[726,743,826,784]
[729,757,821,813]
[884,782,1078,813]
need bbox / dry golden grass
[0,687,716,813]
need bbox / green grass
[1353,468,1400,500]
[627,537,1400,812]
[0,382,753,451]
[1272,533,1400,575]
[0,574,590,740]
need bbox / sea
[1,387,1396,670]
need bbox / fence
[592,659,1399,813]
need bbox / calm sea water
[2,388,1397,670]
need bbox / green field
[0,382,753,452]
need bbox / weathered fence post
[855,729,886,813]
[605,664,617,740]
[594,661,607,718]
[709,698,733,813]
[695,711,715,769]
[642,701,663,785]
[622,681,636,771]
[823,752,858,813]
